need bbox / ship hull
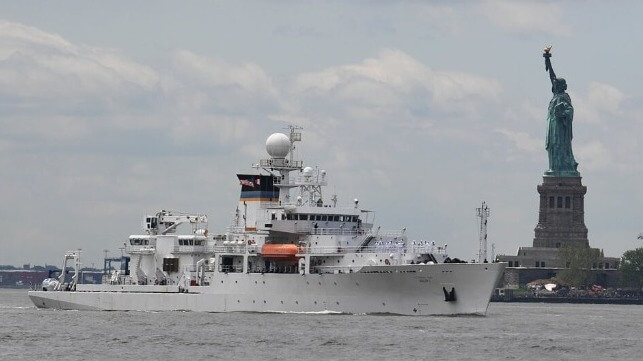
[28,263,504,316]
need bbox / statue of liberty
[543,46,579,176]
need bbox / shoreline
[491,296,642,305]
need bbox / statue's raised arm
[543,46,556,86]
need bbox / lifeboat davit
[261,244,299,259]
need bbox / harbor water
[1,289,641,360]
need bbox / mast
[477,202,490,263]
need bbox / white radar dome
[303,167,313,177]
[266,133,290,158]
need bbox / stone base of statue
[533,176,589,248]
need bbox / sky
[1,0,642,268]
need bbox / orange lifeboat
[261,244,299,259]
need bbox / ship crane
[477,202,490,263]
[144,210,208,235]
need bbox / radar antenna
[477,202,490,263]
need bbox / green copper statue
[543,46,579,177]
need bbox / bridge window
[299,214,308,221]
[333,215,339,221]
[321,215,328,221]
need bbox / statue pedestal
[533,176,589,248]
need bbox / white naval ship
[29,127,505,315]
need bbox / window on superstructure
[300,214,308,221]
[333,215,339,222]
[565,197,571,209]
[338,215,344,222]
[557,197,563,208]
[321,215,327,221]
[352,216,358,222]
[316,215,322,221]
[549,197,554,208]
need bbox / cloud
[568,82,626,127]
[587,82,626,116]
[477,0,572,36]
[291,48,502,123]
[576,141,612,172]
[0,20,290,154]
[494,128,542,158]
[0,20,160,101]
[171,50,278,98]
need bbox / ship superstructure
[29,128,505,315]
